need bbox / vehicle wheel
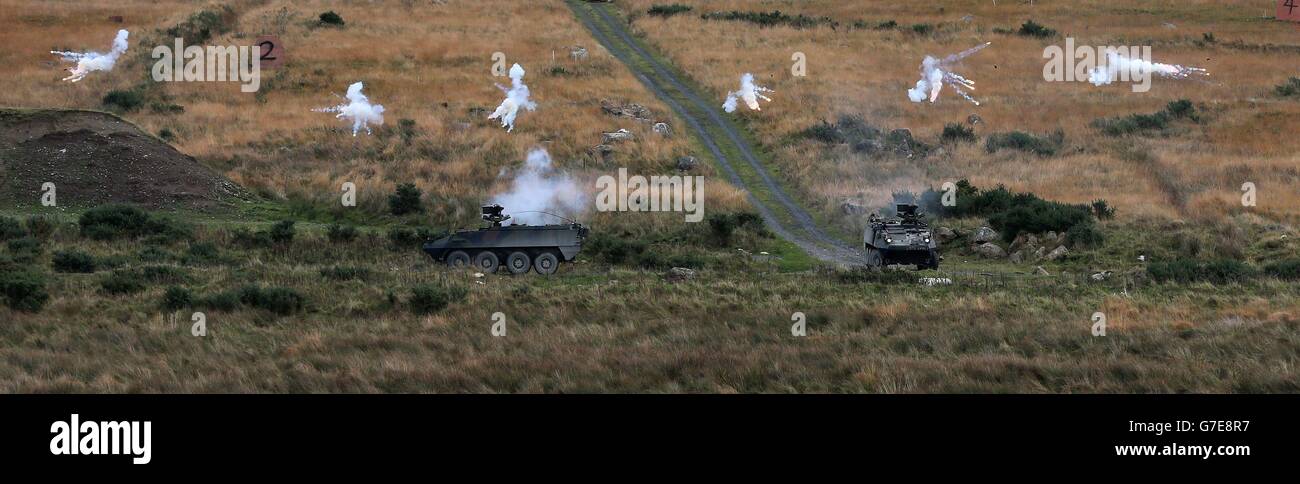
[865,248,883,268]
[473,251,500,273]
[534,252,559,275]
[505,251,531,275]
[446,250,471,268]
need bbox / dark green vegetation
[647,4,692,17]
[699,10,836,29]
[318,11,345,26]
[985,129,1066,156]
[1016,20,1057,38]
[1092,99,1199,137]
[943,180,1103,245]
[1275,77,1300,97]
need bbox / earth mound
[0,109,244,211]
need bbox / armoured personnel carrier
[864,203,940,270]
[423,205,588,275]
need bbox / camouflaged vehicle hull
[423,223,587,275]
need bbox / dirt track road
[568,1,862,267]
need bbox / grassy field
[0,0,1298,393]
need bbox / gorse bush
[239,286,305,315]
[320,266,370,281]
[100,271,146,295]
[409,283,467,314]
[52,250,96,273]
[79,205,188,241]
[327,224,359,243]
[102,89,145,112]
[318,11,345,26]
[24,216,56,239]
[1263,259,1300,280]
[389,183,423,216]
[985,130,1065,156]
[1275,77,1300,97]
[940,123,976,143]
[161,286,193,311]
[7,237,42,263]
[0,217,26,240]
[1017,20,1057,38]
[1147,259,1257,284]
[706,212,764,246]
[1092,99,1198,136]
[942,180,1099,244]
[700,10,836,29]
[647,4,693,17]
[269,220,295,244]
[1,270,49,312]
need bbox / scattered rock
[935,226,957,243]
[675,156,698,171]
[570,46,588,61]
[885,128,920,158]
[840,199,868,215]
[967,114,982,126]
[1010,233,1039,253]
[919,277,953,286]
[1090,270,1114,282]
[1045,245,1069,261]
[601,128,634,144]
[652,122,672,136]
[973,242,1006,259]
[1009,250,1024,264]
[665,267,696,282]
[1033,266,1050,276]
[600,99,652,121]
[590,144,614,161]
[971,226,999,244]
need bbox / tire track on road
[568,1,861,266]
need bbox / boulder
[1090,270,1113,282]
[967,114,982,126]
[971,226,999,244]
[1010,233,1039,253]
[935,226,957,243]
[885,128,919,158]
[841,200,868,215]
[1033,266,1050,276]
[973,242,1006,259]
[601,128,634,144]
[1009,250,1024,264]
[570,46,588,61]
[652,122,672,136]
[1045,245,1069,261]
[600,99,652,121]
[675,156,698,171]
[665,267,696,282]
[590,144,614,161]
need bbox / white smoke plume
[489,148,585,225]
[51,29,130,83]
[1088,52,1209,86]
[313,82,385,136]
[723,73,774,113]
[907,42,991,106]
[488,63,537,132]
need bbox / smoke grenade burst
[489,148,584,225]
[723,73,773,113]
[313,82,385,136]
[907,42,991,106]
[51,29,129,83]
[1089,52,1209,86]
[488,63,537,132]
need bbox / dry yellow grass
[619,0,1300,223]
[0,0,750,227]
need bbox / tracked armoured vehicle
[423,205,588,275]
[864,203,940,270]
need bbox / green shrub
[1091,199,1116,220]
[1092,99,1198,136]
[269,220,296,244]
[1275,77,1300,97]
[137,246,172,262]
[0,217,24,240]
[1148,259,1257,284]
[910,23,935,35]
[647,4,692,17]
[161,286,193,311]
[387,226,438,248]
[1017,20,1056,38]
[1065,221,1105,248]
[409,283,468,314]
[319,11,345,26]
[389,183,424,215]
[195,291,241,312]
[1263,259,1300,280]
[185,242,219,263]
[706,212,765,246]
[231,227,272,248]
[52,250,97,273]
[585,233,648,264]
[940,123,976,144]
[1,270,49,312]
[942,180,1099,244]
[7,237,42,261]
[327,224,359,243]
[135,265,189,284]
[100,271,147,295]
[24,216,55,239]
[321,266,370,281]
[985,130,1065,156]
[835,268,915,284]
[875,20,897,30]
[238,286,305,315]
[700,10,836,29]
[102,89,145,112]
[79,205,188,241]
